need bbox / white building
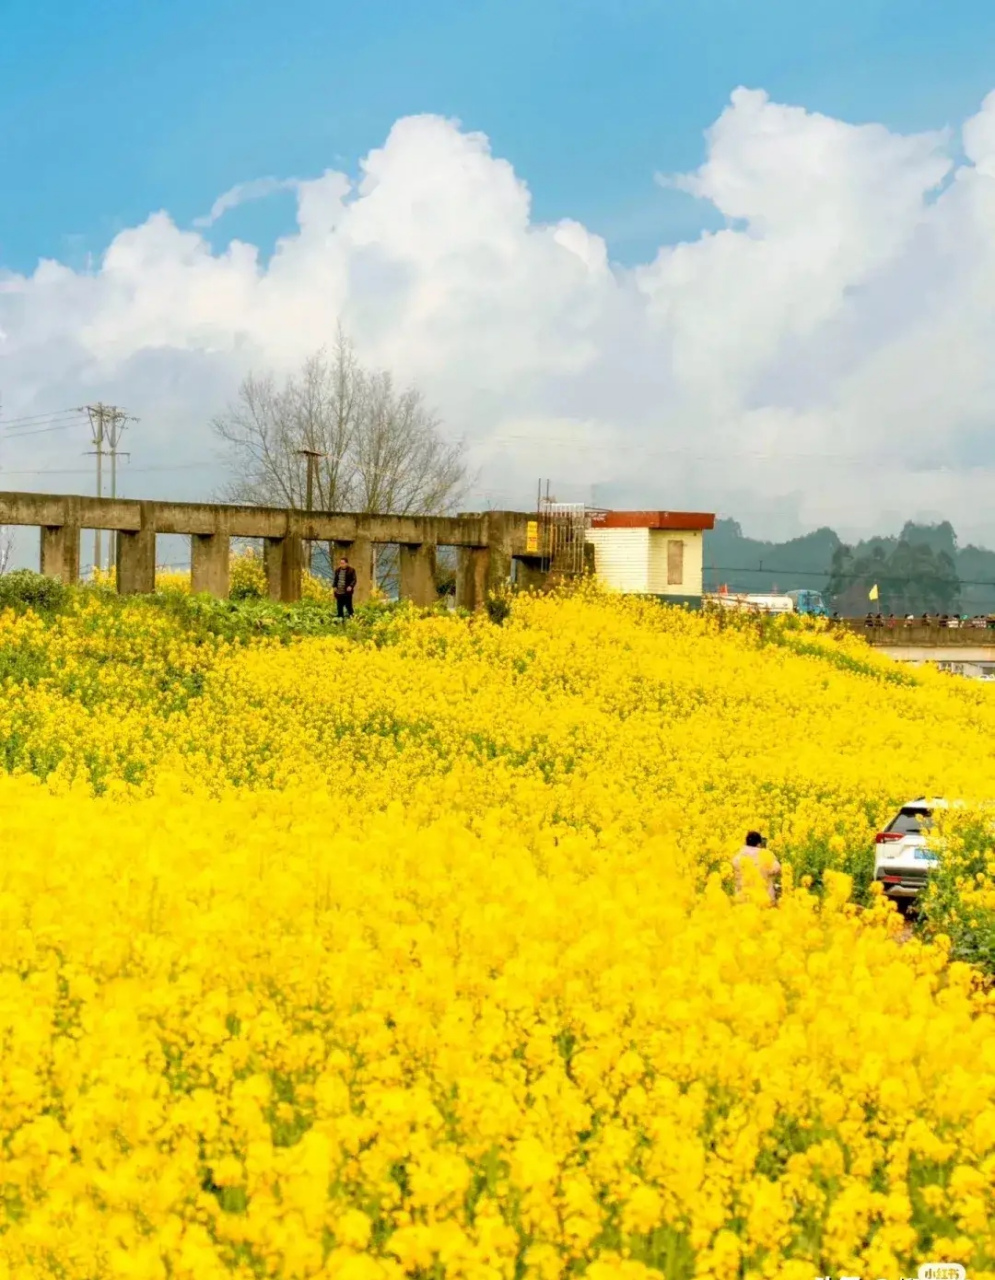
[586,510,715,599]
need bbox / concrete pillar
[191,532,230,598]
[487,545,512,597]
[116,523,156,595]
[264,538,283,602]
[456,547,489,612]
[399,542,437,607]
[40,524,80,584]
[334,537,373,605]
[282,535,303,603]
[264,536,303,603]
[483,511,514,596]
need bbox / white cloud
[4,92,995,545]
[192,176,301,228]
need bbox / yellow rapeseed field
[3,583,995,1279]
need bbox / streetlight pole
[297,449,325,573]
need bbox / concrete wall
[844,622,995,649]
[0,490,541,611]
[875,645,995,664]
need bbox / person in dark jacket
[333,556,357,619]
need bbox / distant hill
[704,519,995,614]
[703,520,841,595]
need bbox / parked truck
[785,589,829,617]
[704,592,795,615]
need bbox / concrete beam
[399,543,437,607]
[70,497,142,532]
[191,532,230,598]
[456,546,489,612]
[40,524,80,584]
[126,501,494,546]
[0,490,535,552]
[1,494,76,528]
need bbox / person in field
[333,556,357,620]
[732,830,781,904]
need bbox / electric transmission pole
[86,404,107,574]
[106,407,134,569]
[86,403,136,574]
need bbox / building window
[668,539,684,586]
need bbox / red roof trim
[588,510,715,531]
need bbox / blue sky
[3,0,995,274]
[7,0,995,546]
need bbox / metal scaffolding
[534,482,605,578]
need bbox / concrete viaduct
[841,621,995,666]
[0,491,546,610]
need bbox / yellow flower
[336,1209,373,1250]
[1,585,995,1276]
[622,1184,663,1234]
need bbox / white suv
[873,798,947,901]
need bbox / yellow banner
[526,520,539,554]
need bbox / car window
[886,807,932,835]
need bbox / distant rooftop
[588,510,715,531]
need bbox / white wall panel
[647,530,703,595]
[586,528,650,592]
[588,528,705,595]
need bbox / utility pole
[86,404,136,574]
[297,449,325,572]
[105,407,134,570]
[86,404,107,574]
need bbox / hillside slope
[3,587,995,1278]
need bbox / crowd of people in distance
[863,612,995,629]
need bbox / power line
[2,422,80,440]
[464,433,995,476]
[464,435,930,463]
[0,408,82,429]
[0,462,212,476]
[706,563,995,589]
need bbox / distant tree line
[826,539,960,616]
[703,518,995,615]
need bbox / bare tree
[352,371,466,515]
[213,331,469,587]
[214,332,466,516]
[348,370,467,592]
[213,334,361,512]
